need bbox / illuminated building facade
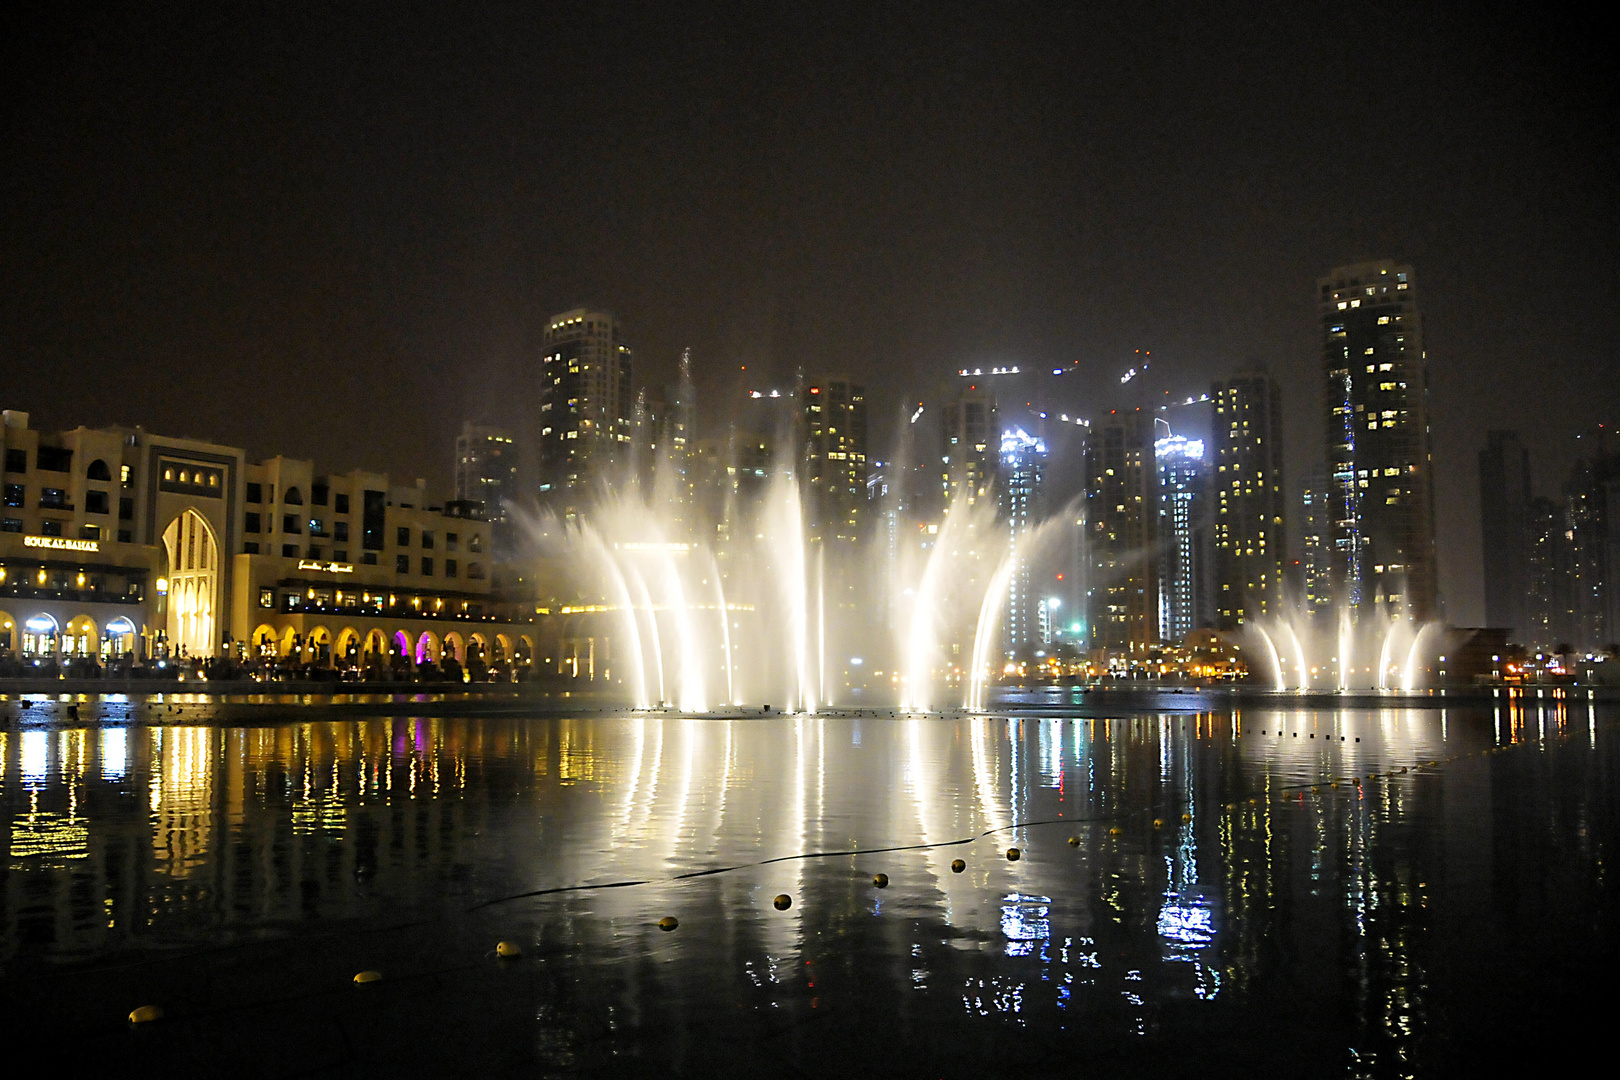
[454,421,519,558]
[1154,423,1208,643]
[1085,410,1159,655]
[538,308,634,520]
[802,376,868,547]
[1478,429,1532,639]
[1001,427,1046,648]
[2,408,535,670]
[1562,448,1620,650]
[1525,495,1572,650]
[1210,370,1286,628]
[1300,465,1334,620]
[454,422,518,518]
[942,385,997,509]
[1318,260,1437,621]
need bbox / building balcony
[272,600,528,624]
[0,584,142,605]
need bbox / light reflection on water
[0,696,1615,1076]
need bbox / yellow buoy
[128,1004,163,1024]
[1067,836,1080,847]
[496,941,523,958]
[773,894,792,910]
[353,970,383,984]
[1180,813,1192,823]
[872,873,889,888]
[657,916,679,931]
[950,859,966,873]
[1108,826,1123,836]
[1006,847,1021,861]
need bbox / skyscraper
[1155,420,1208,643]
[1525,495,1571,650]
[1001,427,1047,649]
[1478,430,1533,638]
[942,384,997,509]
[636,349,698,535]
[1085,410,1158,656]
[537,308,633,519]
[1300,465,1334,621]
[453,421,519,557]
[1318,260,1437,621]
[1563,448,1620,650]
[454,422,518,511]
[1210,370,1286,628]
[802,375,869,547]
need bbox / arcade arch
[104,617,138,659]
[251,624,279,658]
[415,630,440,665]
[64,615,99,658]
[335,627,361,662]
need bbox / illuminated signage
[297,559,354,574]
[23,536,99,553]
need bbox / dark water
[2,692,1616,1077]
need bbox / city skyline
[3,4,1615,627]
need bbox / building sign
[297,559,354,574]
[24,535,100,553]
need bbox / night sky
[3,2,1614,622]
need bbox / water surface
[2,693,1615,1077]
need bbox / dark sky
[2,1,1615,621]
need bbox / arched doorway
[252,624,279,658]
[22,613,60,657]
[65,615,99,658]
[104,617,138,660]
[162,509,219,657]
[336,627,361,664]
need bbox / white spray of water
[1254,623,1286,692]
[1402,623,1432,692]
[967,550,1020,711]
[1285,622,1308,691]
[1337,608,1354,693]
[705,550,735,705]
[580,526,649,708]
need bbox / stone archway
[162,508,219,657]
[104,616,138,660]
[252,623,279,657]
[65,615,99,658]
[415,630,440,665]
[336,627,362,663]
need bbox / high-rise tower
[1001,427,1047,649]
[1210,370,1286,628]
[802,375,868,547]
[942,385,997,509]
[538,309,633,519]
[1085,410,1159,655]
[1318,261,1437,621]
[1155,421,1209,643]
[453,421,519,557]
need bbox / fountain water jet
[1253,624,1287,692]
[966,550,1020,711]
